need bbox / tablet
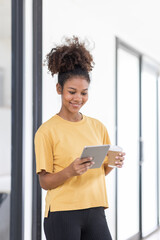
[80,145,110,169]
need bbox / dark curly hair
[45,36,94,88]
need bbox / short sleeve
[34,130,54,174]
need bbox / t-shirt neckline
[55,113,86,125]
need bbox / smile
[70,102,82,108]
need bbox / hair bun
[46,36,94,76]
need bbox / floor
[0,194,10,240]
[143,228,160,240]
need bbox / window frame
[10,0,24,239]
[32,0,42,240]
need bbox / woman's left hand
[115,152,125,168]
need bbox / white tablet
[80,145,110,169]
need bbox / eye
[69,91,75,95]
[81,92,87,96]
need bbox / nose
[73,93,82,102]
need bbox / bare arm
[39,168,71,190]
[104,164,113,176]
[38,157,94,190]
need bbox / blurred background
[1,0,160,239]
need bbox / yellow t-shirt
[34,114,111,217]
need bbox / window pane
[0,1,11,239]
[141,69,158,237]
[117,49,139,239]
[159,76,160,226]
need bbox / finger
[80,161,95,170]
[79,161,95,174]
[115,155,125,161]
[118,152,125,156]
[117,164,123,168]
[79,169,87,175]
[78,166,89,175]
[79,157,93,164]
[73,161,93,174]
[79,161,95,173]
[119,157,125,161]
[117,161,124,167]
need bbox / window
[116,38,160,239]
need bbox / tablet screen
[80,145,110,169]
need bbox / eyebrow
[68,87,88,91]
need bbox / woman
[34,36,125,240]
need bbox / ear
[56,83,62,95]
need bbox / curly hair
[45,36,94,88]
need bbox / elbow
[39,180,49,191]
[39,181,57,191]
[38,171,56,190]
[38,176,50,190]
[40,184,49,191]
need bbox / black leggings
[44,207,112,240]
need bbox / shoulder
[84,115,110,143]
[35,115,58,138]
[85,115,107,129]
[84,115,109,136]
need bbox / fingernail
[115,156,118,159]
[89,157,93,160]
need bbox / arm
[104,164,114,176]
[38,157,95,190]
[39,168,71,190]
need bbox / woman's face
[57,77,89,115]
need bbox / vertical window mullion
[157,75,159,227]
[10,0,24,239]
[32,0,42,240]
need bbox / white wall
[42,2,116,239]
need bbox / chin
[70,108,81,113]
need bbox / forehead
[64,77,89,89]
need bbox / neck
[57,111,82,122]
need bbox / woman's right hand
[67,157,95,177]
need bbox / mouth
[69,102,82,108]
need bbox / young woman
[34,36,125,240]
